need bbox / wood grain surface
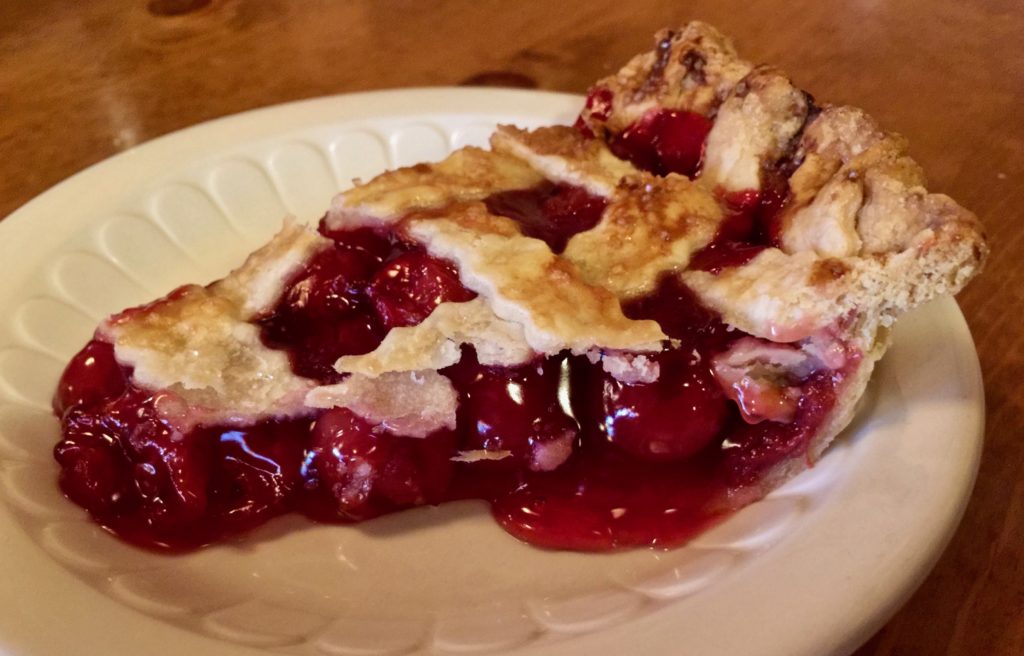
[2,1,1021,653]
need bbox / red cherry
[205,420,308,527]
[607,109,712,178]
[654,110,713,177]
[122,405,211,528]
[53,340,125,415]
[305,409,376,518]
[608,111,663,173]
[54,408,132,514]
[260,242,390,383]
[596,348,728,461]
[306,408,454,520]
[57,387,213,530]
[446,352,578,472]
[284,248,375,318]
[289,312,384,383]
[368,252,475,329]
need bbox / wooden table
[2,1,1020,653]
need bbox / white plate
[0,89,984,656]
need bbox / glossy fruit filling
[53,121,840,552]
[54,241,849,552]
[578,91,794,275]
[484,181,608,253]
[607,108,713,178]
[688,178,790,274]
[258,228,475,383]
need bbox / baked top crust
[98,220,328,426]
[98,20,986,430]
[576,21,986,345]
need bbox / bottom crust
[726,328,890,510]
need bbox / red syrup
[492,277,845,551]
[257,227,475,383]
[689,190,770,274]
[493,357,848,550]
[53,219,845,552]
[586,101,794,276]
[484,181,608,253]
[605,108,713,178]
[689,175,791,274]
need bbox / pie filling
[52,105,857,552]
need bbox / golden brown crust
[336,298,534,375]
[95,21,986,475]
[700,67,809,192]
[306,371,458,438]
[209,218,332,319]
[573,21,986,347]
[578,23,753,135]
[100,221,330,426]
[491,125,638,196]
[684,98,988,345]
[325,146,543,228]
[563,172,722,298]
[405,204,666,354]
[683,209,985,347]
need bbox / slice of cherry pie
[52,22,987,551]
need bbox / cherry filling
[54,282,849,551]
[580,95,795,276]
[444,349,579,473]
[484,181,608,253]
[53,215,848,552]
[302,408,457,522]
[602,109,793,275]
[689,177,791,274]
[54,339,125,415]
[258,227,476,383]
[603,108,713,179]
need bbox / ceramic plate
[0,89,984,656]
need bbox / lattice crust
[682,218,983,347]
[562,173,722,298]
[699,67,809,192]
[99,221,329,426]
[326,147,544,225]
[577,23,754,135]
[576,21,987,344]
[335,298,532,376]
[490,125,638,197]
[97,21,986,441]
[306,371,459,439]
[404,206,665,354]
[326,138,671,371]
[690,102,987,345]
[493,125,725,299]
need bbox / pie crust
[51,21,987,551]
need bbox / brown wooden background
[2,1,1021,653]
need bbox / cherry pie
[53,22,987,551]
